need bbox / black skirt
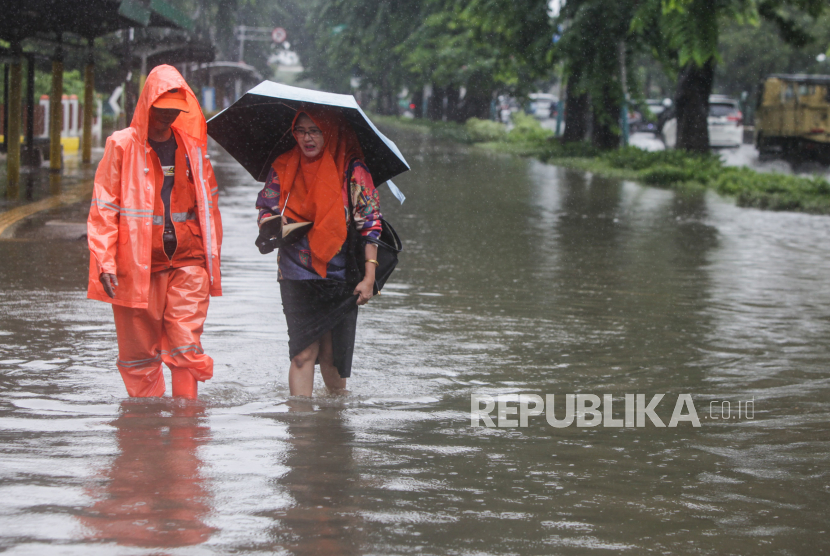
[279,279,359,378]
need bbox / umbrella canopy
[207,81,410,194]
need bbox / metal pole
[82,40,94,164]
[50,39,64,194]
[123,29,132,127]
[26,54,35,169]
[6,44,22,199]
[3,64,8,151]
[139,54,147,93]
[619,41,629,147]
[236,26,245,102]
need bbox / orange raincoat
[88,65,222,308]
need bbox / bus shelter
[1,0,191,199]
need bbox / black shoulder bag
[345,161,402,294]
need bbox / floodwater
[1,128,830,555]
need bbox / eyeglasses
[293,128,323,139]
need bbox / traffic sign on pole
[272,27,287,43]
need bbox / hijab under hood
[272,106,364,277]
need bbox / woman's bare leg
[289,340,319,397]
[318,331,347,393]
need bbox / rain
[2,1,830,554]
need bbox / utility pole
[619,41,629,147]
[234,25,283,100]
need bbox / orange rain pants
[112,266,212,398]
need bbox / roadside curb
[0,178,94,239]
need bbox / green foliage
[602,146,719,172]
[506,112,552,143]
[715,13,830,100]
[555,0,637,136]
[605,148,830,213]
[425,121,476,143]
[370,113,475,142]
[640,165,701,186]
[465,117,507,142]
[297,0,554,118]
[301,0,424,98]
[33,70,86,100]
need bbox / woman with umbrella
[255,106,382,397]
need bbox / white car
[528,93,558,120]
[662,96,744,148]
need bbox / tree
[715,13,830,99]
[556,0,640,148]
[300,0,424,113]
[632,0,828,152]
[400,0,554,121]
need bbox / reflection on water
[81,400,214,548]
[268,404,361,556]
[0,129,829,554]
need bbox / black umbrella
[206,81,409,201]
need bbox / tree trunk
[411,87,423,119]
[675,59,714,153]
[445,86,461,122]
[562,80,589,143]
[376,79,395,116]
[460,92,490,120]
[384,88,396,115]
[427,85,443,121]
[459,73,492,120]
[591,84,620,150]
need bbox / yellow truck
[756,74,830,159]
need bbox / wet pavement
[1,128,830,554]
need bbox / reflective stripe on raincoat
[87,65,223,308]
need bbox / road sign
[108,86,123,118]
[272,27,287,43]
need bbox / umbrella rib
[233,100,300,110]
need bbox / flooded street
[1,128,829,555]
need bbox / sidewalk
[0,149,103,239]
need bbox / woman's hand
[354,242,378,305]
[353,278,374,305]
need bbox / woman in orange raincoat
[255,107,382,397]
[87,65,222,399]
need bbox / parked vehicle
[633,99,671,134]
[498,95,520,124]
[755,74,830,160]
[662,95,743,148]
[528,93,558,120]
[626,109,643,132]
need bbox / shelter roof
[189,61,264,81]
[120,30,215,66]
[1,0,191,44]
[769,74,830,85]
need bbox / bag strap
[345,157,358,226]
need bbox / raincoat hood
[88,63,223,308]
[131,65,206,143]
